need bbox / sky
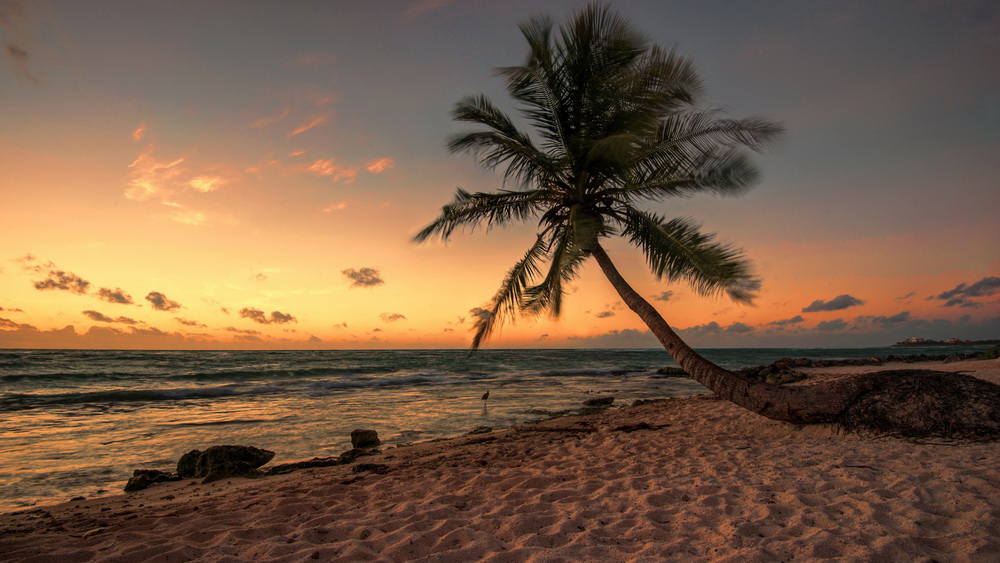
[1,0,998,350]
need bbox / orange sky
[1,1,998,350]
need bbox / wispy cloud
[308,159,358,182]
[343,267,384,288]
[126,144,186,201]
[652,291,674,302]
[145,291,181,312]
[769,315,805,327]
[322,201,348,212]
[288,114,327,138]
[380,312,406,323]
[131,122,147,142]
[188,176,227,193]
[175,317,207,327]
[802,294,865,313]
[365,157,395,173]
[251,107,291,128]
[595,311,615,318]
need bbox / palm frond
[413,187,549,242]
[470,234,550,350]
[618,208,756,302]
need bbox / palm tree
[415,3,1000,435]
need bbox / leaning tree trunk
[590,243,882,424]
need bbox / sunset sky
[1,0,998,350]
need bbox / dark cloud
[33,270,91,294]
[567,328,656,347]
[726,322,754,333]
[175,317,207,328]
[0,317,30,329]
[342,267,384,288]
[933,276,1000,308]
[307,335,322,344]
[469,307,493,322]
[239,307,296,324]
[82,310,139,325]
[856,311,911,326]
[380,312,406,323]
[145,291,181,311]
[816,318,849,331]
[595,311,615,318]
[677,322,723,337]
[0,306,25,313]
[896,292,916,300]
[224,326,262,335]
[97,287,134,305]
[802,294,865,312]
[769,315,805,327]
[652,291,674,302]
[372,327,383,333]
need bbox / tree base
[837,370,1000,442]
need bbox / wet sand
[2,358,998,562]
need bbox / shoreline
[2,357,999,560]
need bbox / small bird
[481,390,490,403]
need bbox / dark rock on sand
[583,396,615,407]
[124,469,182,492]
[351,429,381,449]
[175,445,275,483]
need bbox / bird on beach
[481,390,490,403]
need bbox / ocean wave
[536,367,650,377]
[0,384,286,411]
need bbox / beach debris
[264,456,342,476]
[174,445,275,483]
[583,396,615,407]
[124,469,182,492]
[350,429,381,449]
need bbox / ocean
[0,346,989,512]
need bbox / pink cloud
[366,157,395,173]
[308,159,357,182]
[288,114,327,138]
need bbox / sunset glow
[1,1,997,350]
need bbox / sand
[2,358,999,562]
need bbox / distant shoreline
[890,339,1000,348]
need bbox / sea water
[0,346,988,512]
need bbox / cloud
[595,311,615,318]
[0,306,25,313]
[126,144,186,201]
[932,276,1000,308]
[33,270,91,294]
[188,176,227,193]
[896,291,916,301]
[816,318,849,331]
[567,328,656,347]
[307,335,322,343]
[365,158,395,173]
[175,318,207,327]
[726,322,754,334]
[0,317,32,330]
[308,159,358,182]
[855,311,911,326]
[343,267,384,288]
[677,322,723,337]
[224,326,262,335]
[802,294,865,312]
[131,122,146,142]
[145,291,181,311]
[380,313,406,323]
[97,287,134,305]
[288,115,327,138]
[652,291,674,302]
[769,315,805,327]
[239,307,296,324]
[322,201,348,212]
[469,307,493,322]
[82,310,139,325]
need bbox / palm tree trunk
[590,243,871,423]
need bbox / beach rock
[583,396,615,407]
[351,429,381,449]
[124,469,181,492]
[176,449,202,478]
[352,463,391,474]
[654,367,688,377]
[943,353,963,364]
[174,445,275,483]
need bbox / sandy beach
[2,357,998,562]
